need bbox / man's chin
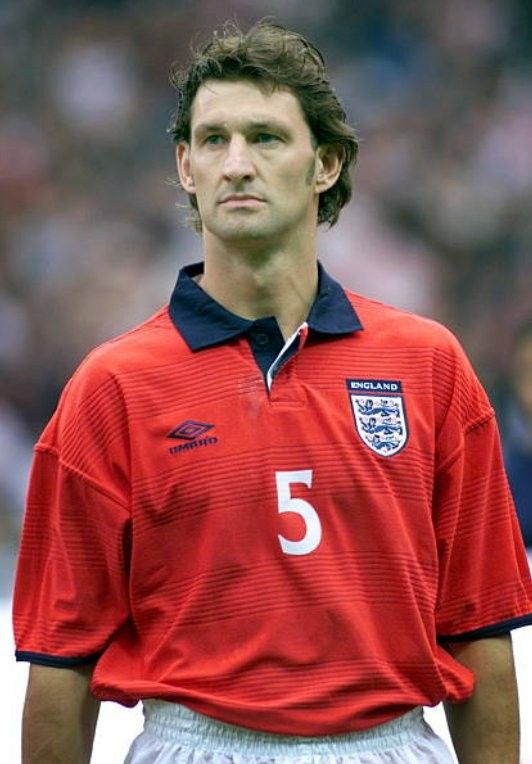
[211,220,275,242]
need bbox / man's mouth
[219,194,265,207]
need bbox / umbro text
[168,436,218,455]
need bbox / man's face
[176,79,329,247]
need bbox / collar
[169,261,363,351]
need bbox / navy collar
[169,261,363,351]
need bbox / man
[13,20,532,764]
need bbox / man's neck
[198,239,319,340]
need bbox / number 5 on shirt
[275,470,322,555]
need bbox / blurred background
[1,0,532,591]
[1,1,532,760]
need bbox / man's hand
[444,634,519,764]
[22,663,100,764]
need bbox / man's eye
[205,135,225,145]
[255,133,280,144]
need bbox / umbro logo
[168,420,214,440]
[167,420,218,456]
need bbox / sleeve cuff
[438,613,532,642]
[15,650,102,667]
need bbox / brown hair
[169,19,358,229]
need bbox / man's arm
[22,663,100,764]
[443,634,519,764]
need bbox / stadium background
[1,0,531,760]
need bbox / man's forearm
[22,664,100,764]
[443,634,519,764]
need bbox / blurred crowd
[1,0,531,590]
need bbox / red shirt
[13,263,532,735]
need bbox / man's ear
[176,143,195,193]
[315,144,343,194]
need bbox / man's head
[169,20,358,235]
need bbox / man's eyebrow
[246,120,289,132]
[193,119,290,136]
[194,122,225,135]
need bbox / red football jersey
[13,263,532,735]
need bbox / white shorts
[124,701,455,763]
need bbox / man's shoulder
[65,305,186,394]
[88,305,175,362]
[38,306,189,444]
[346,290,461,354]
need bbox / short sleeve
[13,352,132,666]
[432,338,532,640]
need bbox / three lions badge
[346,379,408,456]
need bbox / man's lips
[219,195,265,207]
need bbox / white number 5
[275,470,322,555]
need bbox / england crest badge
[346,379,408,457]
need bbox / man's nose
[222,136,255,181]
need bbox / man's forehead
[190,79,306,128]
